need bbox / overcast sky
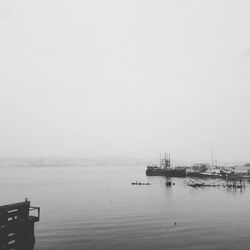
[0,0,250,163]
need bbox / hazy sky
[0,0,250,163]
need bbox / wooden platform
[0,200,40,250]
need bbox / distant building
[232,164,250,175]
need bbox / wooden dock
[0,200,40,250]
[226,176,245,189]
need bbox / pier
[226,176,245,189]
[0,200,40,250]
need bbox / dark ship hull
[146,167,186,177]
[147,153,186,177]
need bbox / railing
[0,201,40,226]
[29,206,40,222]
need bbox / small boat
[188,183,205,187]
[187,178,222,188]
[165,181,172,186]
[187,179,205,187]
[131,182,151,185]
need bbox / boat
[188,182,205,187]
[131,181,151,185]
[199,168,223,178]
[187,167,225,178]
[165,181,172,186]
[146,154,186,177]
[187,178,222,188]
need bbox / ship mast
[165,153,167,168]
[160,154,162,168]
[211,146,214,168]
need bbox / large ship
[146,154,186,177]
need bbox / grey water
[0,159,250,250]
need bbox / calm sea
[0,159,250,250]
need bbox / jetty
[0,199,40,250]
[187,175,246,191]
[226,176,245,189]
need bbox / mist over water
[1,159,250,250]
[1,1,250,249]
[1,1,250,161]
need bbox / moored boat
[146,154,186,177]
